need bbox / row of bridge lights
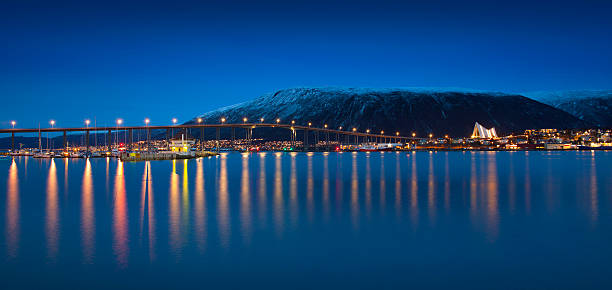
[9,118,442,138]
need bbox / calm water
[1,151,612,289]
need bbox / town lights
[445,135,449,139]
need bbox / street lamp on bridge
[50,120,55,128]
[276,118,280,124]
[260,118,264,123]
[172,118,177,125]
[11,121,16,129]
[221,117,226,124]
[243,117,248,123]
[197,118,202,124]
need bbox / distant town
[1,120,611,161]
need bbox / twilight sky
[1,0,612,128]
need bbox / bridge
[0,122,415,152]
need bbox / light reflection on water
[1,151,612,288]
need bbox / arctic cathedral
[471,122,498,138]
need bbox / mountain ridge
[190,87,588,137]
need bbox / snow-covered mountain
[189,87,586,137]
[525,90,612,128]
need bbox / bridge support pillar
[63,130,67,151]
[129,129,133,150]
[38,130,42,152]
[200,127,205,148]
[107,129,112,153]
[11,132,15,152]
[304,129,309,151]
[216,127,220,153]
[85,131,90,154]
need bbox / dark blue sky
[2,0,612,128]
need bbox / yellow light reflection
[218,155,230,247]
[290,153,298,226]
[351,153,359,229]
[410,153,418,227]
[485,152,499,241]
[258,153,268,225]
[307,153,314,222]
[365,154,372,218]
[82,159,95,263]
[273,153,284,236]
[6,159,19,258]
[427,153,436,223]
[394,154,401,218]
[195,159,206,253]
[113,160,128,267]
[46,159,59,261]
[323,153,330,221]
[590,155,598,224]
[240,154,252,244]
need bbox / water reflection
[195,159,206,253]
[218,155,230,247]
[307,153,314,222]
[427,153,435,222]
[273,153,284,236]
[351,153,359,229]
[365,155,372,217]
[3,151,612,280]
[380,154,386,213]
[140,161,156,261]
[323,153,330,220]
[394,154,401,218]
[169,160,180,255]
[113,160,128,267]
[486,153,499,241]
[46,159,59,261]
[81,159,95,263]
[258,153,268,226]
[290,153,298,226]
[6,159,19,258]
[240,154,252,244]
[590,154,598,224]
[410,154,418,226]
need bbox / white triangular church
[471,122,498,138]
